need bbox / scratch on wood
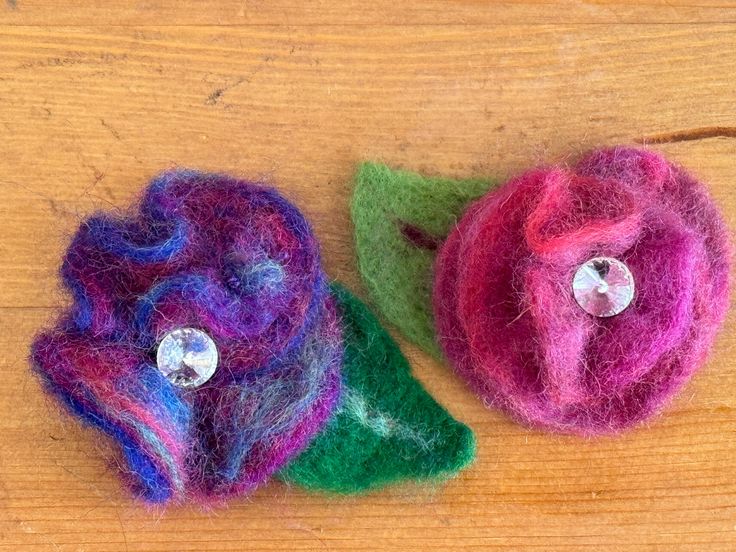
[78,165,105,197]
[205,76,248,105]
[101,118,121,140]
[205,78,246,105]
[204,59,273,106]
[638,126,736,144]
[6,0,17,9]
[205,87,227,105]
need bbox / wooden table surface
[1,2,735,550]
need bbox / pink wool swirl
[434,147,731,435]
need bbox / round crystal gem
[572,257,635,317]
[156,328,218,388]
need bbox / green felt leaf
[279,284,476,493]
[351,162,497,357]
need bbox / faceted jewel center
[572,257,635,318]
[156,328,219,388]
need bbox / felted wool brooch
[31,170,475,504]
[352,147,731,435]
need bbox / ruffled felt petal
[30,334,191,503]
[279,284,476,493]
[351,162,496,357]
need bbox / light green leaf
[351,162,497,356]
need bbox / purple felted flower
[31,171,342,503]
[31,170,477,505]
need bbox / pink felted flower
[433,147,731,434]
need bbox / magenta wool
[31,170,342,503]
[434,147,731,435]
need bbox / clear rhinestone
[156,328,218,388]
[572,257,635,317]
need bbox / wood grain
[0,4,735,551]
[2,0,736,25]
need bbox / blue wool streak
[86,216,189,263]
[63,273,93,331]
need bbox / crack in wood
[637,126,736,144]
